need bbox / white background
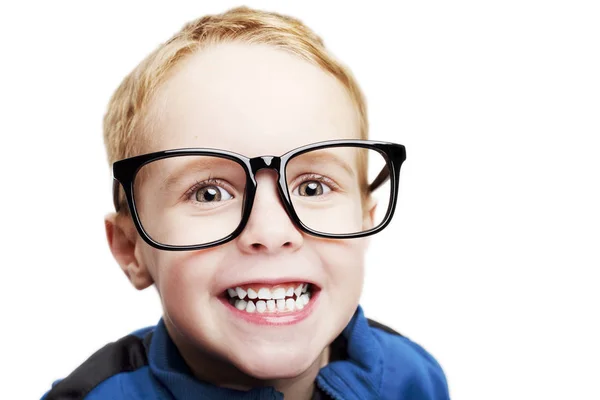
[1,1,598,399]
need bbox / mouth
[217,281,321,325]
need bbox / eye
[293,179,332,197]
[194,184,233,203]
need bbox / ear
[104,212,154,290]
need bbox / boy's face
[107,42,374,380]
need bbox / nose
[236,169,304,254]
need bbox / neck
[165,321,330,400]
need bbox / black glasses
[112,139,406,251]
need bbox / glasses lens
[133,155,247,246]
[286,145,391,235]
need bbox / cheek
[142,247,219,316]
[318,237,367,301]
[149,249,232,349]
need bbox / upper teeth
[226,283,310,300]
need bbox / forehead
[143,41,360,158]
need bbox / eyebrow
[158,157,239,191]
[291,151,356,177]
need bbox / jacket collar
[148,305,382,400]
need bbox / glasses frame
[112,139,406,251]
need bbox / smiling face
[109,41,374,382]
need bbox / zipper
[315,375,344,400]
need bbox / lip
[217,287,321,326]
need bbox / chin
[231,344,321,380]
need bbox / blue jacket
[41,305,450,399]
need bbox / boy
[42,6,449,400]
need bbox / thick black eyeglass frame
[112,139,406,251]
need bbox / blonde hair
[104,5,370,212]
